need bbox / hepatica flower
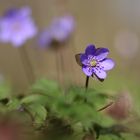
[0,6,37,47]
[38,15,75,47]
[76,45,115,81]
[38,28,53,48]
[50,15,75,42]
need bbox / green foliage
[29,79,117,139]
[25,103,47,125]
[7,98,21,111]
[29,80,110,130]
[0,79,136,140]
[31,79,61,95]
[21,94,47,106]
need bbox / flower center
[90,59,97,67]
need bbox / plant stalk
[85,76,89,90]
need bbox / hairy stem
[85,76,89,90]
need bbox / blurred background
[0,0,140,99]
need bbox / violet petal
[82,66,93,76]
[95,48,109,61]
[80,54,89,65]
[100,58,115,71]
[85,44,96,55]
[93,68,107,79]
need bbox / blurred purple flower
[76,45,115,81]
[0,6,37,47]
[38,15,75,47]
[38,28,52,48]
[50,15,75,42]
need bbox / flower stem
[85,76,89,90]
[18,47,35,84]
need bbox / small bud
[105,91,133,120]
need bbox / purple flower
[38,15,75,47]
[50,15,75,42]
[76,45,115,81]
[38,28,53,48]
[0,6,37,47]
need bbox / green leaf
[85,89,108,109]
[21,94,47,105]
[25,103,47,124]
[31,79,60,95]
[7,98,21,111]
